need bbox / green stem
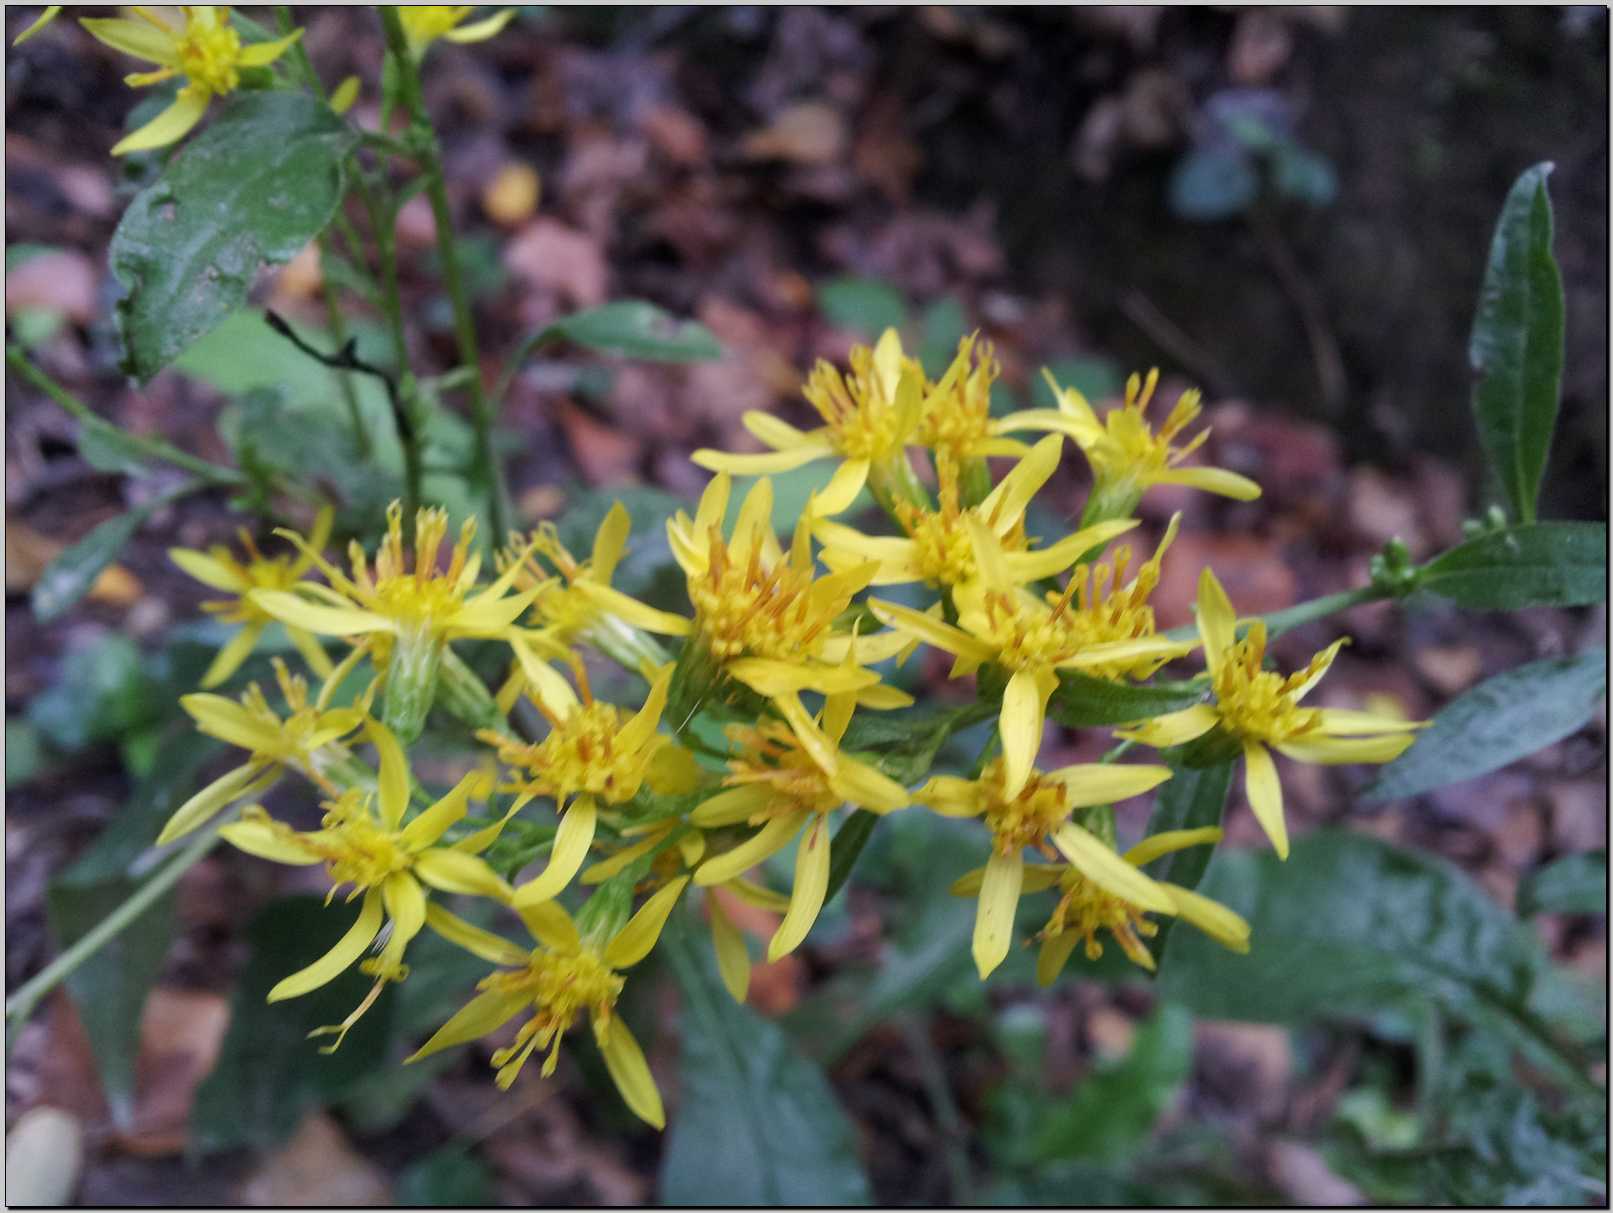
[6,348,244,487]
[4,819,225,1032]
[1164,584,1386,644]
[379,6,510,541]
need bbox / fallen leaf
[741,101,846,165]
[239,1113,391,1207]
[504,218,609,307]
[5,250,97,324]
[5,519,143,606]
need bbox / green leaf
[397,1147,495,1206]
[659,911,872,1205]
[1141,757,1235,960]
[30,508,148,623]
[1168,146,1258,222]
[190,896,396,1153]
[1159,832,1593,1090]
[1270,142,1338,206]
[75,417,165,477]
[1047,671,1207,728]
[1017,1004,1194,1166]
[26,632,162,751]
[5,717,54,788]
[817,276,908,336]
[839,701,993,785]
[1468,163,1565,525]
[1362,651,1605,803]
[1517,851,1606,918]
[513,300,722,365]
[109,91,357,383]
[1419,522,1605,609]
[822,810,880,908]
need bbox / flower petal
[1121,827,1223,869]
[168,547,246,592]
[79,15,176,63]
[972,850,1023,980]
[1161,883,1251,952]
[441,7,518,42]
[250,591,394,637]
[180,694,283,754]
[1155,466,1262,501]
[1194,567,1237,678]
[406,989,529,1063]
[424,903,528,966]
[690,784,771,828]
[1273,733,1416,766]
[1043,761,1173,809]
[1312,708,1425,735]
[110,88,208,156]
[1037,930,1082,987]
[693,811,806,887]
[377,873,428,973]
[707,894,751,1003]
[605,876,689,969]
[1114,704,1219,749]
[810,458,870,517]
[690,447,824,475]
[1241,741,1289,859]
[1051,823,1173,913]
[267,889,384,1001]
[518,900,580,952]
[767,816,831,962]
[414,848,513,900]
[596,1017,665,1129]
[158,762,276,844]
[999,667,1057,799]
[590,502,631,585]
[218,813,321,865]
[867,598,992,663]
[511,797,597,905]
[236,28,303,66]
[369,721,410,830]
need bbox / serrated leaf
[1048,671,1207,728]
[817,276,908,336]
[659,911,872,1205]
[109,92,357,383]
[1419,522,1605,610]
[1469,163,1565,525]
[190,896,396,1153]
[1159,831,1594,1090]
[1362,651,1605,803]
[30,508,148,623]
[1517,850,1606,918]
[514,300,722,365]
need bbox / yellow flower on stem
[954,826,1250,983]
[1117,568,1424,859]
[218,722,508,1050]
[1003,367,1261,520]
[870,516,1196,799]
[914,333,1034,471]
[815,434,1138,590]
[489,654,677,909]
[690,690,909,962]
[691,328,929,516]
[406,883,684,1126]
[170,505,336,688]
[252,502,539,744]
[666,473,912,706]
[80,6,304,155]
[157,657,367,844]
[918,756,1174,979]
[501,502,693,666]
[397,5,517,57]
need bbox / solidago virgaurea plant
[7,6,1602,1184]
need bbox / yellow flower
[691,329,926,517]
[170,505,335,688]
[406,883,684,1126]
[690,691,909,962]
[1004,367,1261,516]
[918,756,1173,978]
[871,516,1196,798]
[815,434,1138,590]
[219,722,507,1048]
[915,333,1034,470]
[252,502,539,743]
[397,6,517,57]
[157,658,367,844]
[501,502,692,661]
[488,654,677,908]
[12,6,61,46]
[81,6,304,155]
[1118,568,1423,859]
[666,473,912,704]
[985,827,1250,983]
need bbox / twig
[1119,290,1239,399]
[1247,203,1347,415]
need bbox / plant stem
[4,820,225,1033]
[5,347,244,487]
[379,6,510,541]
[1164,583,1386,644]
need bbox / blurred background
[6,6,1607,1206]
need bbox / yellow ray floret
[398,5,517,56]
[407,887,681,1127]
[1117,567,1424,859]
[1002,367,1261,511]
[918,756,1174,979]
[914,333,1034,469]
[691,690,908,962]
[80,6,304,155]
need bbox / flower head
[1117,568,1424,858]
[407,882,685,1126]
[915,333,1033,470]
[170,506,334,688]
[219,723,506,1048]
[872,516,1195,798]
[1005,367,1261,514]
[919,756,1173,978]
[692,329,926,517]
[1018,827,1250,982]
[398,6,517,57]
[157,658,367,844]
[691,691,908,961]
[81,6,304,155]
[493,655,677,908]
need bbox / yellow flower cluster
[164,329,1421,1127]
